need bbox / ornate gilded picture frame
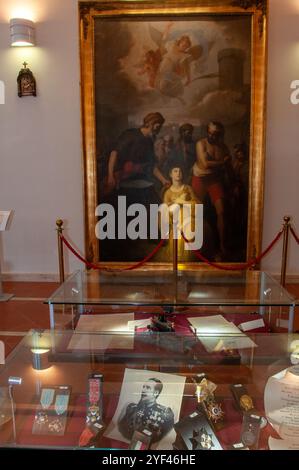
[79,0,267,270]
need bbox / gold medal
[239,394,254,411]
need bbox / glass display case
[0,328,299,450]
[1,270,297,451]
[46,270,296,333]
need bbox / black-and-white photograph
[104,368,186,449]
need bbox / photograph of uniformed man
[104,368,186,449]
[118,378,174,443]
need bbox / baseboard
[2,273,61,282]
[271,273,299,284]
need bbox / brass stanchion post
[173,234,178,277]
[173,234,178,303]
[56,219,65,284]
[280,216,291,287]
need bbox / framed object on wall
[79,0,267,269]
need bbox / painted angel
[139,23,203,100]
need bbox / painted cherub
[137,22,173,89]
[138,23,203,99]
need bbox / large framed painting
[79,0,267,269]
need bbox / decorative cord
[60,234,165,272]
[180,229,283,271]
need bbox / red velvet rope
[60,227,283,273]
[60,234,165,272]
[181,229,284,271]
[290,226,299,245]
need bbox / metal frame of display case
[46,270,296,332]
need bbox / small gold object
[195,378,216,403]
[240,394,254,411]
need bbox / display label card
[0,211,12,232]
[0,341,4,364]
[239,318,265,332]
[229,442,249,450]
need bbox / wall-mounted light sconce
[10,18,35,47]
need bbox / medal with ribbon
[40,388,55,410]
[54,394,69,415]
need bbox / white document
[187,314,233,333]
[68,313,134,350]
[0,211,12,232]
[264,366,299,441]
[269,436,299,450]
[0,341,4,364]
[188,315,256,352]
[239,318,265,332]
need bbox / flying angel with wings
[137,23,205,100]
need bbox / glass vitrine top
[46,270,295,307]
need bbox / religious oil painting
[80,1,267,269]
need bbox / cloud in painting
[190,89,248,126]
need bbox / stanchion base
[0,293,14,302]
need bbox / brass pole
[172,230,179,306]
[280,216,291,287]
[56,219,65,284]
[173,234,178,277]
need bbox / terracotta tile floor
[0,281,298,359]
[0,282,59,358]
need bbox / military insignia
[189,427,214,450]
[136,409,145,418]
[200,429,214,450]
[206,401,224,423]
[35,410,49,426]
[87,405,100,423]
[48,418,64,434]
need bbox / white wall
[263,0,299,276]
[0,0,298,279]
[0,0,84,278]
